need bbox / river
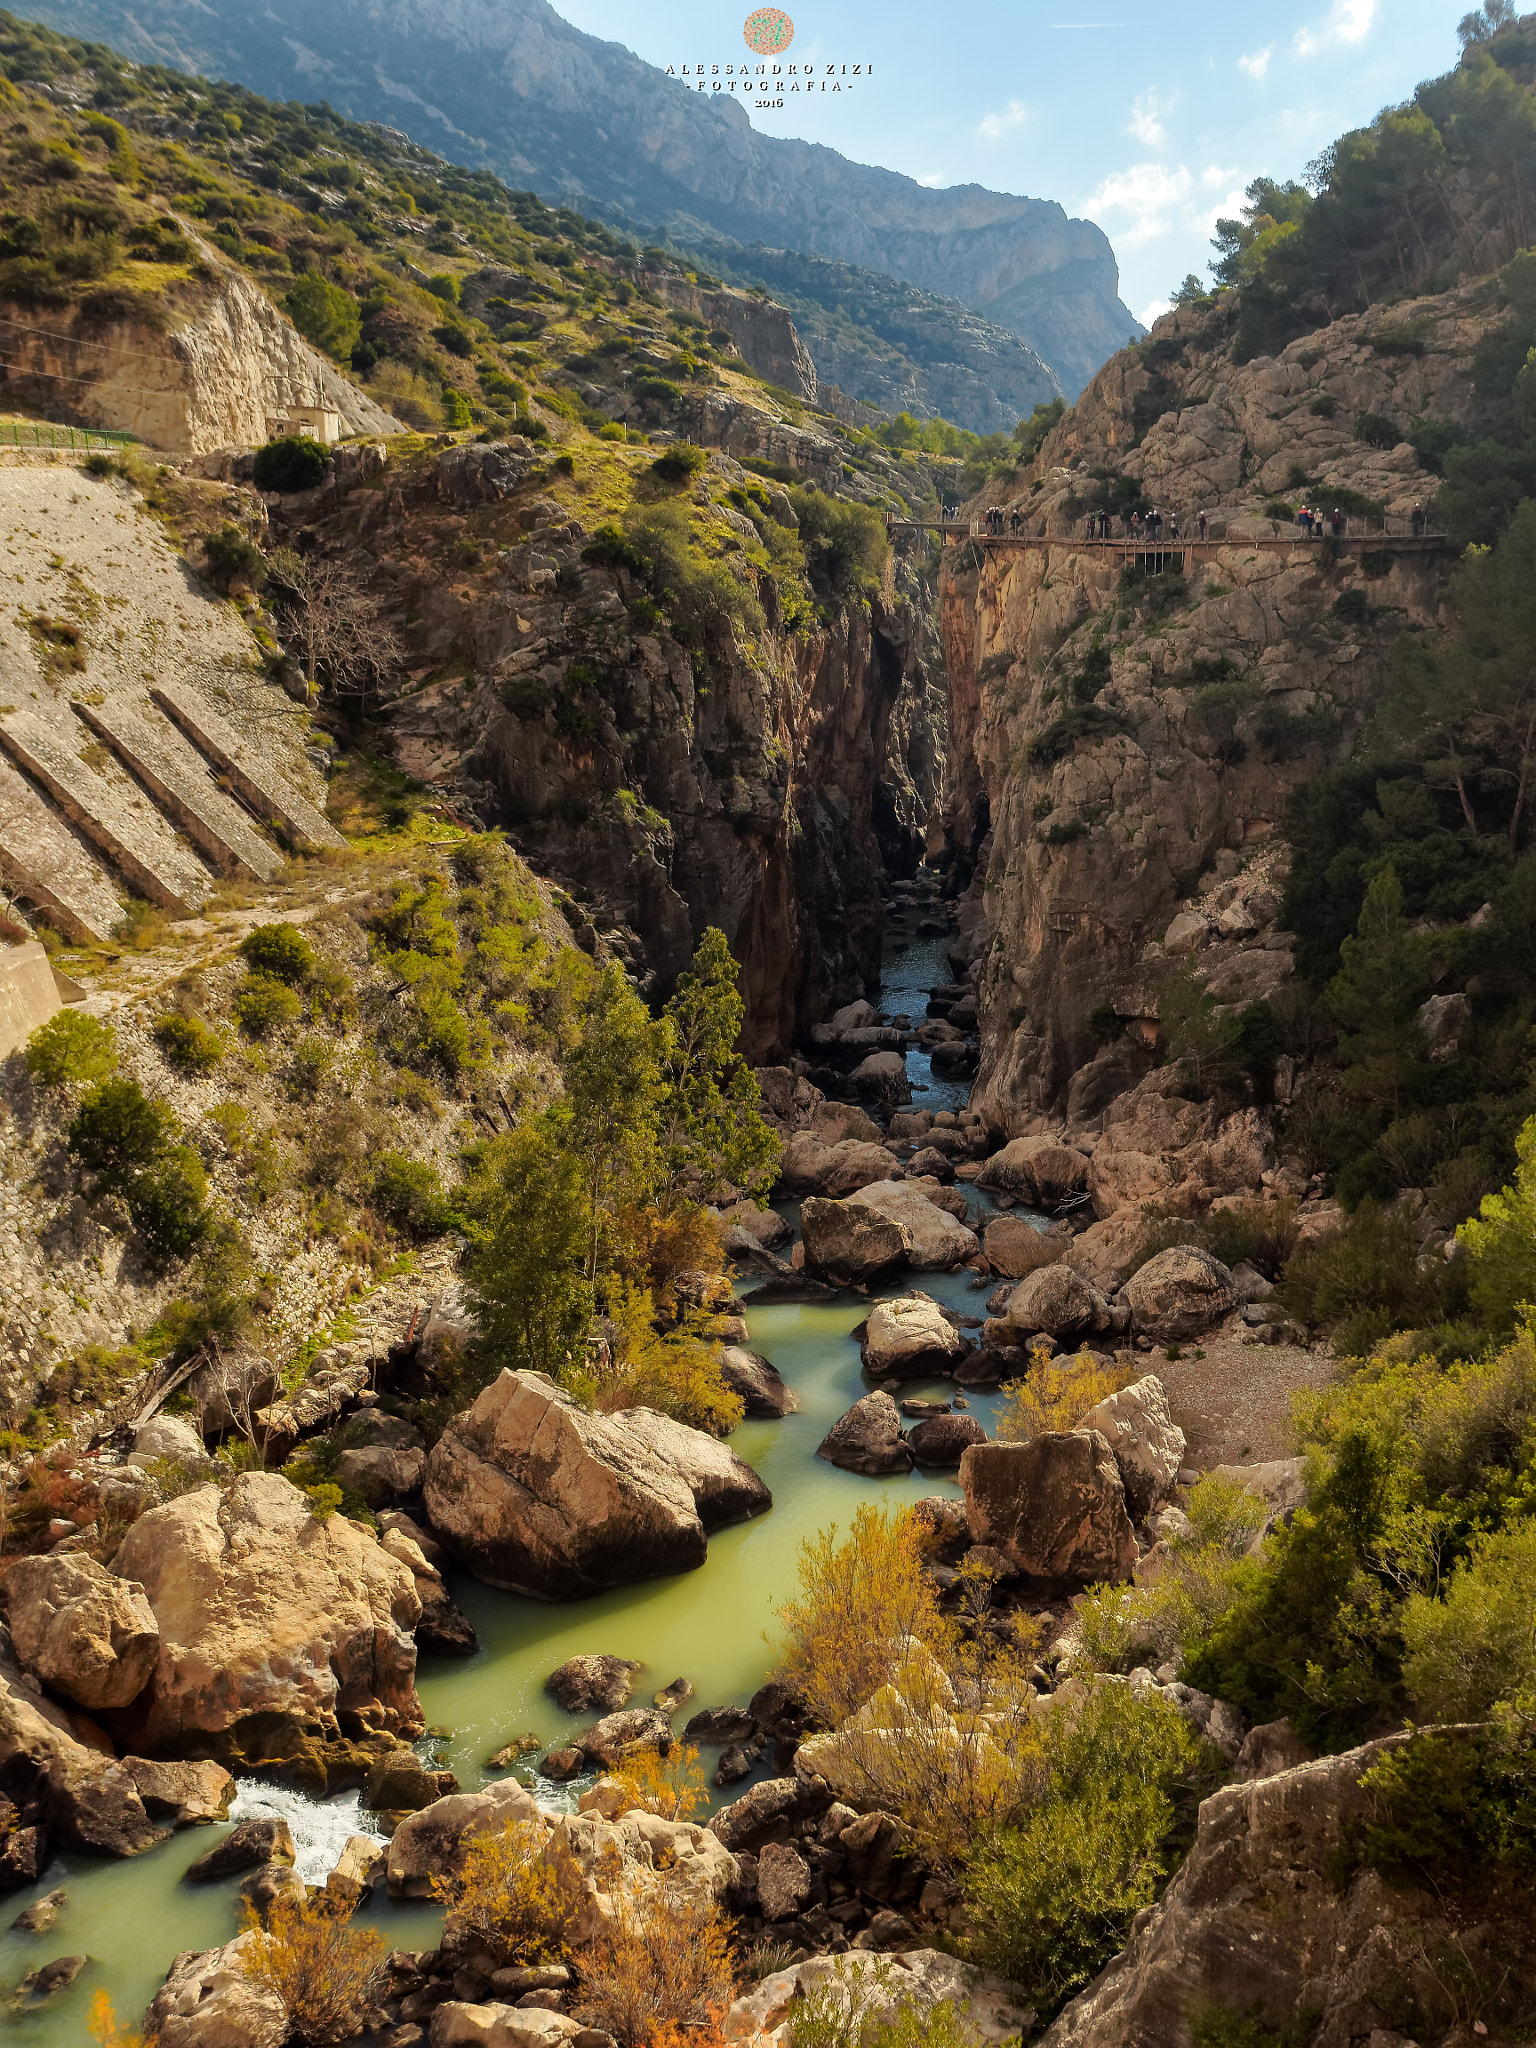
[2,904,1033,2040]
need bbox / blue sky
[553,0,1474,324]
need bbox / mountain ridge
[23,0,1139,394]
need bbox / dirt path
[1143,1326,1338,1468]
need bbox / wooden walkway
[888,518,1450,569]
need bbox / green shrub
[373,1152,457,1237]
[285,1035,334,1099]
[68,1080,174,1191]
[152,1012,224,1074]
[26,1009,116,1087]
[650,442,707,485]
[125,1144,209,1260]
[240,922,314,984]
[252,436,329,492]
[202,523,267,592]
[1027,703,1135,767]
[283,273,361,360]
[962,1685,1201,2012]
[235,973,304,1039]
[1402,1520,1536,1719]
[1354,412,1400,450]
[789,487,889,605]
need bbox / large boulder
[389,1778,541,1897]
[861,1294,967,1378]
[0,1623,166,1889]
[1086,1149,1174,1221]
[960,1434,1136,1586]
[718,1201,793,1250]
[799,1197,906,1284]
[816,1391,913,1476]
[431,2005,580,2048]
[982,1215,1066,1279]
[779,1137,900,1199]
[1005,1263,1109,1340]
[1034,1733,1536,2047]
[3,1553,159,1712]
[1125,1247,1238,1340]
[848,1050,911,1102]
[127,1413,209,1470]
[144,1931,288,2048]
[545,1656,642,1713]
[108,1473,423,1753]
[845,1182,979,1269]
[1075,1376,1186,1520]
[718,1345,796,1418]
[1063,1211,1155,1293]
[723,1948,1033,2046]
[422,1371,770,1600]
[978,1138,1090,1207]
[908,1414,988,1467]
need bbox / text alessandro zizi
[667,62,872,108]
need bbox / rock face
[1037,1732,1536,2047]
[845,1182,979,1269]
[3,1553,160,1712]
[861,1294,968,1378]
[799,1198,907,1285]
[422,1371,770,1599]
[1124,1248,1237,1341]
[960,1433,1136,1585]
[724,1948,1034,2047]
[936,281,1473,1123]
[817,1391,913,1476]
[0,1623,167,1889]
[0,232,397,453]
[108,1472,423,1753]
[1074,1376,1185,1519]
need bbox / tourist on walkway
[1331,506,1344,538]
[1412,502,1425,537]
[1198,511,1208,542]
[1168,512,1180,540]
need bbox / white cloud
[978,99,1028,139]
[1139,297,1173,326]
[916,171,946,188]
[1295,0,1376,58]
[1238,43,1273,80]
[1127,91,1168,146]
[1082,162,1193,249]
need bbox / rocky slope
[0,233,399,453]
[935,277,1496,1124]
[27,0,1138,395]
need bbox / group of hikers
[954,500,1431,542]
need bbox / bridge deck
[890,520,1448,562]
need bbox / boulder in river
[546,1655,643,1713]
[978,1137,1090,1207]
[725,1948,1033,2047]
[1124,1245,1238,1340]
[108,1472,423,1756]
[846,1181,978,1270]
[184,1815,295,1882]
[684,1704,757,1745]
[816,1390,913,1475]
[577,1707,674,1767]
[718,1344,796,1417]
[799,1196,907,1284]
[717,1199,793,1249]
[2,1552,159,1712]
[422,1371,770,1600]
[144,1930,288,2048]
[908,1413,988,1467]
[983,1215,1068,1280]
[779,1136,901,1198]
[860,1292,968,1378]
[960,1432,1136,1585]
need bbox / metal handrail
[0,419,138,451]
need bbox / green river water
[3,928,1018,2042]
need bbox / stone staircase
[0,689,343,943]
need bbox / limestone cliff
[937,281,1497,1125]
[273,438,923,1058]
[0,233,398,453]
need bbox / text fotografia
[669,62,872,100]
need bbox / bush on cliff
[26,1008,116,1088]
[253,435,329,493]
[239,1889,385,2046]
[432,1817,579,1967]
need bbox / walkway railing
[0,419,138,451]
[893,513,1447,546]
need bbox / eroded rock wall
[938,284,1493,1125]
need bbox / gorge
[5,9,1536,2048]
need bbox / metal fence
[0,419,138,451]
